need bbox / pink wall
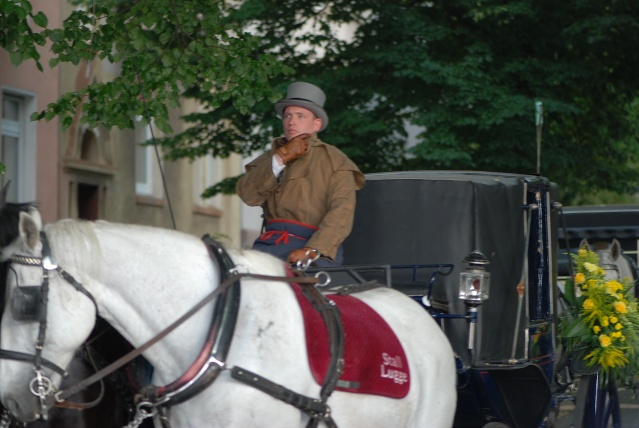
[0,0,61,223]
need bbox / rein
[53,270,321,404]
[52,346,106,411]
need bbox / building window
[80,129,100,162]
[1,92,36,203]
[193,155,222,211]
[135,122,156,196]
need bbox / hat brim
[275,100,329,132]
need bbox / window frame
[135,122,155,196]
[1,88,37,202]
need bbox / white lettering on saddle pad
[379,352,408,384]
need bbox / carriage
[557,204,639,285]
[335,171,560,427]
[0,171,636,427]
[320,170,636,427]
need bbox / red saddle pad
[291,282,410,398]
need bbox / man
[236,81,365,267]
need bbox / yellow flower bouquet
[559,247,639,384]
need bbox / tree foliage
[162,0,639,202]
[1,0,292,133]
[2,0,639,203]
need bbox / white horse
[0,206,456,428]
[580,238,638,296]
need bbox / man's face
[282,106,322,140]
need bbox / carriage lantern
[459,250,491,305]
[459,250,490,355]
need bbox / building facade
[1,0,242,248]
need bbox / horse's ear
[0,180,10,211]
[579,238,591,251]
[18,210,42,251]
[610,239,622,261]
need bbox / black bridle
[0,232,98,421]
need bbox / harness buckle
[313,271,331,287]
[29,370,54,421]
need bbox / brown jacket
[236,134,365,259]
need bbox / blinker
[11,286,43,321]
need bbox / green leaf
[62,116,73,129]
[9,51,23,66]
[131,37,145,51]
[1,1,16,14]
[159,31,171,46]
[49,28,62,42]
[14,3,28,20]
[563,278,575,306]
[562,318,588,338]
[161,55,173,67]
[32,11,48,28]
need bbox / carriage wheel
[572,372,621,428]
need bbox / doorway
[77,183,100,220]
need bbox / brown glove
[288,247,320,265]
[276,133,311,164]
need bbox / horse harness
[0,232,98,423]
[0,232,353,428]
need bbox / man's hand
[288,247,320,265]
[276,133,311,164]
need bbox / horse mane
[0,202,38,249]
[45,219,103,280]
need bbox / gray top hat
[275,82,329,131]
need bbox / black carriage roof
[556,205,639,276]
[364,170,551,185]
[558,205,639,242]
[344,170,555,268]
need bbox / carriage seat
[305,264,451,313]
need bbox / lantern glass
[459,270,490,303]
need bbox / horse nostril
[6,397,20,417]
[5,397,39,423]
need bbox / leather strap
[0,349,67,377]
[230,367,337,427]
[299,283,344,428]
[229,280,344,428]
[53,271,320,404]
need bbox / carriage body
[557,205,639,281]
[340,171,560,427]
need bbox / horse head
[0,208,98,422]
[579,238,638,284]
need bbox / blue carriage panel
[528,322,555,383]
[527,185,553,322]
